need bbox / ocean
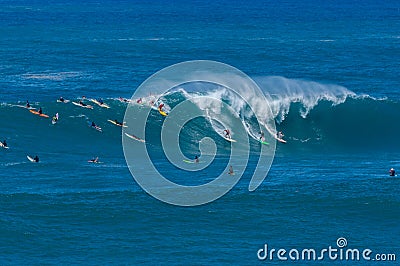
[0,0,399,264]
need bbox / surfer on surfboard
[1,140,7,148]
[259,131,265,141]
[389,168,396,176]
[114,119,123,126]
[52,113,59,124]
[158,103,165,112]
[26,101,31,108]
[34,155,39,162]
[88,157,99,163]
[223,129,231,139]
[195,155,199,163]
[228,165,234,176]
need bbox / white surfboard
[72,101,93,109]
[276,138,287,143]
[57,99,70,103]
[0,142,9,149]
[27,155,37,162]
[89,99,110,108]
[107,119,128,127]
[124,132,145,143]
[14,104,36,110]
[222,136,237,142]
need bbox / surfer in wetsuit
[26,101,31,108]
[89,157,99,163]
[91,121,97,127]
[98,98,104,105]
[195,155,199,163]
[389,168,395,176]
[2,140,7,147]
[79,100,87,106]
[228,165,234,175]
[52,113,58,123]
[59,97,65,102]
[223,129,231,139]
[259,131,265,141]
[38,107,43,114]
[158,103,165,111]
[114,119,123,126]
[34,155,39,163]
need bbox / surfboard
[222,136,237,142]
[124,132,145,143]
[183,159,195,164]
[72,101,93,109]
[27,155,37,162]
[276,138,287,143]
[90,99,110,109]
[158,109,168,116]
[14,105,36,110]
[29,109,49,118]
[107,119,128,127]
[0,142,9,149]
[91,125,102,132]
[88,160,103,164]
[57,99,70,103]
[118,98,131,103]
[259,140,269,145]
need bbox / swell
[1,80,398,156]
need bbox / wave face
[1,76,399,158]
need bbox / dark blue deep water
[0,0,399,264]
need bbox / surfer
[89,157,99,163]
[98,98,104,105]
[228,165,234,175]
[223,129,231,139]
[52,113,58,123]
[389,168,395,176]
[137,98,142,104]
[259,131,265,141]
[158,103,165,111]
[59,97,65,102]
[114,119,123,126]
[277,131,284,139]
[26,101,31,108]
[2,140,7,148]
[195,155,199,163]
[91,121,97,128]
[79,100,87,107]
[38,107,43,114]
[119,97,130,103]
[34,155,39,163]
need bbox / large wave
[1,76,398,157]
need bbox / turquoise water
[0,0,399,264]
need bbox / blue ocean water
[1,0,399,264]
